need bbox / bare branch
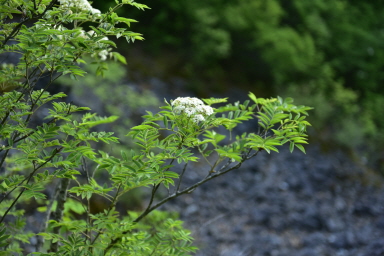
[104,149,262,253]
[0,146,63,223]
[176,163,188,193]
[49,178,70,252]
[90,183,122,248]
[36,179,61,251]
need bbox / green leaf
[131,124,155,130]
[295,144,306,154]
[80,115,119,128]
[115,17,138,27]
[202,97,228,105]
[248,92,257,103]
[112,51,127,64]
[163,171,179,179]
[265,145,279,153]
[215,149,242,162]
[0,225,10,248]
[289,141,294,153]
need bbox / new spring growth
[172,97,214,123]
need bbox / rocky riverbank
[164,145,384,256]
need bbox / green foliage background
[92,0,384,171]
[58,59,160,150]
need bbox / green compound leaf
[202,97,228,105]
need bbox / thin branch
[104,149,262,253]
[90,183,122,247]
[0,145,67,206]
[36,179,61,251]
[137,150,261,221]
[102,181,161,253]
[1,64,42,127]
[140,163,241,221]
[176,163,188,193]
[13,101,72,145]
[198,145,213,168]
[0,146,63,224]
[49,177,70,253]
[81,156,90,183]
[80,156,92,242]
[1,21,28,48]
[146,184,161,213]
[207,157,221,176]
[0,148,10,171]
[1,0,59,47]
[25,71,62,125]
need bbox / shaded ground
[164,145,384,256]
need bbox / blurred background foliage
[86,0,384,172]
[58,59,160,151]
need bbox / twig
[36,179,61,251]
[176,163,188,193]
[49,178,70,253]
[81,156,92,242]
[198,145,213,168]
[90,183,122,248]
[103,149,262,253]
[0,148,10,172]
[1,0,59,45]
[0,146,63,224]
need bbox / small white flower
[87,30,95,37]
[173,105,185,114]
[98,50,109,61]
[202,105,214,115]
[192,114,205,123]
[184,108,196,116]
[78,29,87,39]
[91,8,101,16]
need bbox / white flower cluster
[58,0,101,15]
[172,97,214,123]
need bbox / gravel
[163,145,384,256]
